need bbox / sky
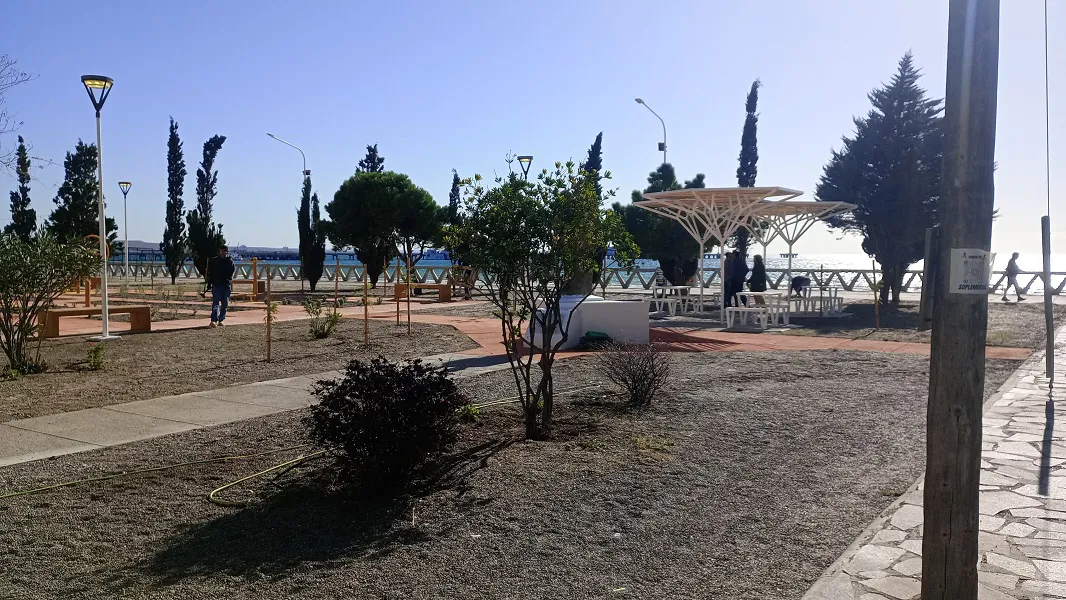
[1,0,1062,256]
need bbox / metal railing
[108,263,1066,295]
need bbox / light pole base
[89,334,121,342]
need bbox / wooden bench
[394,282,451,302]
[39,305,152,339]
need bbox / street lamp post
[517,155,533,180]
[634,98,667,165]
[118,181,131,279]
[266,133,311,291]
[81,75,119,341]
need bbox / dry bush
[594,342,672,407]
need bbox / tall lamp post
[81,75,119,341]
[118,181,131,279]
[266,133,311,291]
[517,155,533,180]
[634,98,667,165]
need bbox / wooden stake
[395,257,401,325]
[406,246,412,335]
[923,2,1000,598]
[251,257,259,301]
[265,274,273,362]
[363,262,370,348]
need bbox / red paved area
[46,295,1031,361]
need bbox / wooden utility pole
[923,1,1000,598]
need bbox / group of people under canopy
[720,251,811,308]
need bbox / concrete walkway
[0,351,513,468]
[803,327,1065,600]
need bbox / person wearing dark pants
[1002,252,1026,302]
[208,245,236,327]
[731,251,749,307]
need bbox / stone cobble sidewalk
[803,328,1066,600]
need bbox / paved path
[803,326,1064,600]
[0,351,514,468]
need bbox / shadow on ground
[141,438,512,585]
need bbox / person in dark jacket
[731,251,749,307]
[723,252,735,307]
[208,245,236,327]
[748,254,767,304]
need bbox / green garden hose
[207,449,326,508]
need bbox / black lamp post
[118,181,131,278]
[517,155,533,180]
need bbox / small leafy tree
[186,135,227,280]
[5,135,35,241]
[45,140,119,254]
[816,53,942,303]
[161,117,187,284]
[394,182,442,271]
[448,162,636,439]
[0,233,98,371]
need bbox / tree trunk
[539,358,554,438]
[890,263,906,303]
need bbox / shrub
[86,343,105,371]
[305,298,341,339]
[458,403,480,423]
[304,357,468,491]
[593,343,672,407]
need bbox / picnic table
[791,286,844,316]
[650,285,695,315]
[730,291,787,329]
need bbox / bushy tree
[615,163,702,285]
[5,135,35,241]
[45,140,118,254]
[816,53,942,303]
[394,183,442,270]
[161,118,186,284]
[0,233,98,372]
[356,144,385,173]
[325,171,416,286]
[306,192,327,290]
[447,162,636,439]
[733,79,761,255]
[186,135,226,280]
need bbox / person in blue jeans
[208,245,236,327]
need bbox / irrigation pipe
[0,384,604,506]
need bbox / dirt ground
[781,300,1065,349]
[0,319,477,422]
[0,351,1020,599]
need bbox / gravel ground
[0,351,1020,599]
[781,300,1065,348]
[0,319,477,422]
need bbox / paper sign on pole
[948,248,991,294]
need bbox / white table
[792,286,844,316]
[651,285,695,314]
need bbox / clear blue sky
[2,0,1062,256]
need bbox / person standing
[731,251,749,307]
[748,254,767,305]
[723,252,735,307]
[208,245,236,327]
[1002,252,1026,302]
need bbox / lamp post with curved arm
[267,133,311,290]
[635,98,667,165]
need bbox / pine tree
[447,169,461,225]
[306,191,327,291]
[684,173,706,189]
[297,174,312,287]
[45,140,118,252]
[579,132,604,199]
[186,135,227,280]
[816,52,943,303]
[161,118,187,284]
[4,135,35,241]
[356,144,385,173]
[734,79,761,255]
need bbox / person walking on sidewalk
[208,245,236,327]
[1002,252,1026,302]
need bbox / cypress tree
[186,135,227,280]
[580,132,604,199]
[161,118,187,284]
[356,144,385,173]
[297,174,312,287]
[4,135,35,241]
[306,191,326,291]
[447,169,461,225]
[734,79,761,255]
